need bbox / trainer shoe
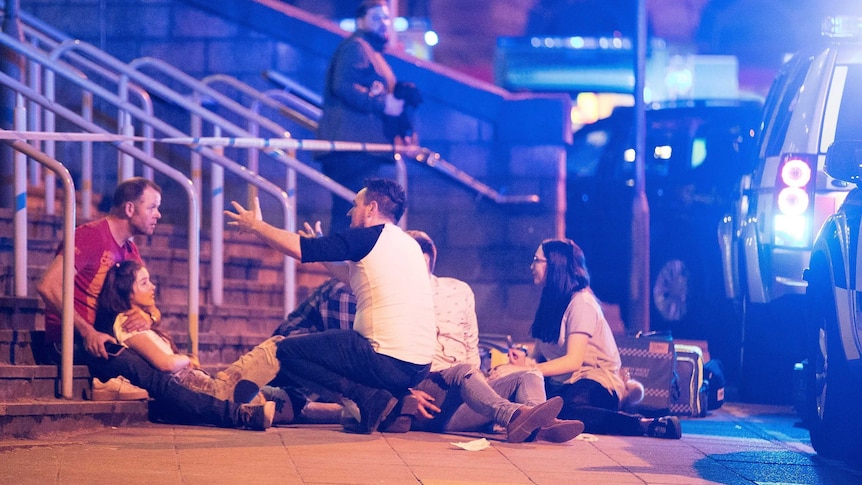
[237,401,275,431]
[506,396,563,443]
[646,415,682,439]
[89,376,149,401]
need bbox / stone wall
[15,0,571,339]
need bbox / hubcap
[653,259,689,321]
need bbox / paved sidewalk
[1,402,860,484]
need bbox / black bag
[617,332,675,417]
[704,359,726,410]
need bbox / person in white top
[508,239,682,439]
[402,230,584,443]
[226,179,435,434]
[93,259,280,430]
[95,260,283,404]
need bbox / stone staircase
[0,206,326,438]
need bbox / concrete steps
[0,204,322,438]
[0,364,150,439]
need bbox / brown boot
[214,336,283,402]
[506,396,563,443]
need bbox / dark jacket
[317,30,396,152]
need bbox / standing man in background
[317,0,408,233]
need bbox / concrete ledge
[0,399,149,439]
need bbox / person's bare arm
[323,261,350,283]
[123,332,190,373]
[36,253,112,359]
[536,334,589,378]
[508,333,589,379]
[225,198,302,260]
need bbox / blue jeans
[86,349,242,428]
[274,329,429,403]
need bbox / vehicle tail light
[773,154,816,248]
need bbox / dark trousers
[320,152,389,234]
[86,349,240,428]
[275,329,429,403]
[546,378,643,436]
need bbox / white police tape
[0,130,148,143]
[0,130,399,152]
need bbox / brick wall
[16,0,570,339]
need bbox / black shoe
[378,394,419,433]
[343,389,397,435]
[506,396,563,443]
[379,415,412,433]
[233,379,261,404]
[237,401,275,431]
[533,419,585,443]
[646,416,682,439]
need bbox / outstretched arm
[225,198,303,260]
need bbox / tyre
[650,251,731,340]
[652,257,690,325]
[806,254,862,459]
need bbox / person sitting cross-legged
[265,230,584,443]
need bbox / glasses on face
[532,256,547,264]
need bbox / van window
[831,64,862,148]
[759,54,813,158]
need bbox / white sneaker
[89,376,149,401]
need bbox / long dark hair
[93,260,174,352]
[529,239,591,343]
[94,260,142,336]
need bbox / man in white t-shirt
[226,179,434,434]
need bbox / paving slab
[1,403,861,484]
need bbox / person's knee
[519,368,543,384]
[455,364,486,385]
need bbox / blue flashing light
[774,214,809,248]
[822,16,862,38]
[424,31,439,47]
[393,17,409,32]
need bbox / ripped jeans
[412,363,545,432]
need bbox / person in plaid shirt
[273,278,356,337]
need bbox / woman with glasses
[508,238,682,439]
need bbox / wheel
[806,255,862,459]
[652,258,690,324]
[650,252,728,341]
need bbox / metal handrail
[263,69,540,205]
[3,137,76,399]
[18,20,157,217]
[122,57,354,204]
[0,33,210,354]
[262,69,323,107]
[3,32,296,320]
